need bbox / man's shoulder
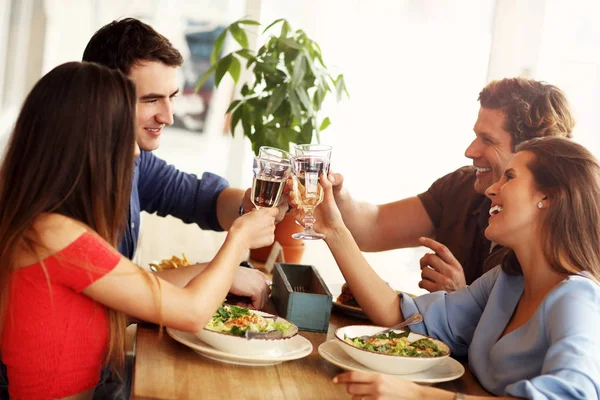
[424,165,477,197]
[438,166,477,186]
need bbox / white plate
[167,328,313,366]
[318,340,465,384]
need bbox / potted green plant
[197,18,348,262]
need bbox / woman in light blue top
[293,137,600,399]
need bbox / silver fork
[245,315,283,340]
[293,285,306,293]
[356,313,423,341]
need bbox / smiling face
[465,107,515,194]
[128,61,179,151]
[484,151,547,249]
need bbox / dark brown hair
[82,17,183,74]
[0,61,137,370]
[499,137,600,282]
[479,78,575,149]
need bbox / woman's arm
[82,207,278,331]
[334,371,519,400]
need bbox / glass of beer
[291,155,330,240]
[251,157,291,209]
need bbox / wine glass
[258,146,292,162]
[251,157,291,209]
[291,155,330,240]
[294,144,332,174]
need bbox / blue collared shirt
[118,151,230,259]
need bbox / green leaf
[288,90,303,124]
[241,104,253,141]
[263,18,285,33]
[280,38,303,50]
[225,99,242,114]
[235,49,255,59]
[319,117,331,131]
[237,19,260,26]
[253,61,280,76]
[195,63,217,91]
[281,20,291,39]
[313,87,324,110]
[335,74,349,100]
[215,55,233,87]
[291,53,305,88]
[230,24,249,49]
[295,87,311,111]
[211,30,227,64]
[229,56,241,83]
[265,85,286,115]
[298,120,313,144]
[230,106,242,137]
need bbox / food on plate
[337,282,360,307]
[149,253,191,271]
[205,304,292,337]
[344,331,446,357]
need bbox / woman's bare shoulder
[28,214,89,253]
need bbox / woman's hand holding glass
[230,207,279,249]
[289,171,346,239]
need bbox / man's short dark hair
[82,18,183,75]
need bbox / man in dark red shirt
[332,78,575,292]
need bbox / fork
[246,329,283,340]
[293,285,306,293]
[244,315,283,340]
[356,313,423,341]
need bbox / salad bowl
[335,325,450,374]
[196,304,299,356]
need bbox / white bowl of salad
[197,304,299,356]
[335,325,450,375]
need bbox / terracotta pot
[250,213,305,263]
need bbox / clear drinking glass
[294,144,332,174]
[251,157,291,209]
[258,146,292,162]
[291,155,330,240]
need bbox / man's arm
[154,262,271,309]
[216,187,246,231]
[333,178,435,251]
[137,151,229,231]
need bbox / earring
[537,201,543,209]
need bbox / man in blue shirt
[81,18,286,309]
[74,18,287,400]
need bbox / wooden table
[131,308,487,399]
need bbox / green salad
[345,330,446,357]
[205,304,292,337]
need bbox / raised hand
[229,207,278,249]
[418,237,466,293]
[289,173,345,237]
[242,183,289,225]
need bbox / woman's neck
[513,241,569,302]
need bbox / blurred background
[1,0,598,294]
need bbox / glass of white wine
[291,155,330,240]
[251,157,291,209]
